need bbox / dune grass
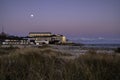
[0,48,120,80]
[0,47,17,55]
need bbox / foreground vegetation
[0,48,120,80]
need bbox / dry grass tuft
[0,48,120,80]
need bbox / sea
[68,37,120,48]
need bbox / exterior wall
[29,33,52,37]
[35,37,51,41]
[52,35,66,43]
[2,39,29,45]
[35,40,49,45]
[35,37,51,45]
[61,36,66,43]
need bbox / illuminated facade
[29,32,66,44]
[29,32,52,37]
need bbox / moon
[30,14,34,18]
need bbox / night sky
[0,0,120,38]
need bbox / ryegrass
[0,48,120,80]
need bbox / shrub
[115,47,120,53]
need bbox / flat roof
[29,32,52,34]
